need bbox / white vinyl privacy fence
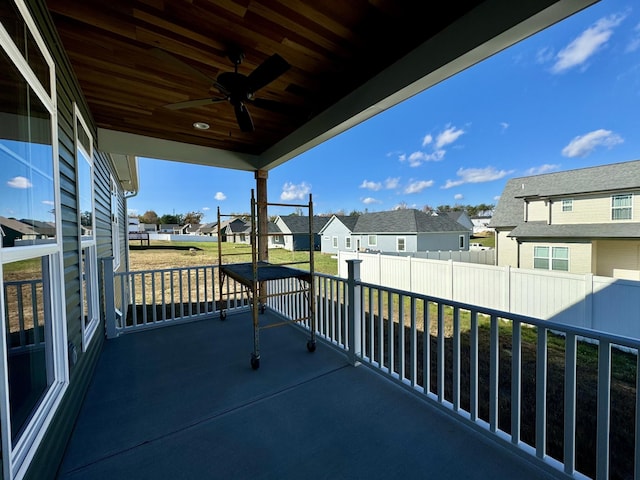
[337,251,640,339]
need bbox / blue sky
[128,0,640,222]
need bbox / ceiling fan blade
[234,102,254,132]
[247,54,290,92]
[150,48,217,86]
[164,98,226,110]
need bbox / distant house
[471,215,494,234]
[437,210,474,231]
[271,215,330,251]
[490,160,640,279]
[218,217,251,244]
[198,222,217,236]
[20,218,57,238]
[0,217,39,247]
[319,209,470,255]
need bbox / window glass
[345,237,351,249]
[612,194,632,220]
[4,257,54,443]
[533,246,549,269]
[0,1,51,91]
[368,235,377,246]
[78,147,93,240]
[0,49,55,247]
[397,237,406,252]
[562,199,573,212]
[552,247,569,271]
[459,235,465,249]
[332,237,337,248]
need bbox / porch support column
[255,170,268,262]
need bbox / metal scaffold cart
[217,189,316,369]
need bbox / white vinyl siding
[550,192,639,224]
[526,200,547,221]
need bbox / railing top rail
[114,265,217,277]
[356,278,640,349]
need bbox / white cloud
[214,192,227,201]
[551,13,626,73]
[202,207,210,211]
[360,180,382,191]
[404,180,434,194]
[525,164,560,175]
[384,177,400,189]
[493,195,501,201]
[281,181,311,201]
[405,149,445,167]
[435,126,465,148]
[442,166,513,189]
[42,200,54,206]
[626,22,640,52]
[561,129,623,158]
[362,197,381,205]
[7,176,32,189]
[422,134,433,147]
[536,46,555,64]
[454,193,463,200]
[500,122,509,132]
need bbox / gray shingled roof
[277,215,329,234]
[509,221,640,238]
[0,216,38,235]
[491,160,640,228]
[353,209,468,233]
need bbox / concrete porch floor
[57,310,560,479]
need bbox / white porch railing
[102,257,638,479]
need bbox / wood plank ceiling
[43,0,598,172]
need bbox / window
[332,236,338,248]
[1,2,67,476]
[75,105,99,351]
[345,236,351,249]
[459,235,465,249]
[562,199,573,212]
[534,246,569,271]
[612,194,632,220]
[368,235,377,247]
[397,237,406,252]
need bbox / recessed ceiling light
[193,121,210,130]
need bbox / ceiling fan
[156,47,291,132]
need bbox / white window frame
[459,235,465,249]
[332,236,338,249]
[396,236,406,252]
[345,236,351,249]
[611,194,632,220]
[533,245,569,271]
[74,104,99,352]
[562,199,573,212]
[0,3,68,479]
[368,235,377,247]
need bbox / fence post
[102,257,118,339]
[503,265,511,313]
[346,259,363,366]
[584,273,594,329]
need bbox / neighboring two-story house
[320,209,470,255]
[491,160,640,279]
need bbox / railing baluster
[564,332,577,475]
[31,281,40,346]
[489,314,498,432]
[379,287,384,371]
[453,306,460,411]
[437,303,444,402]
[536,326,547,459]
[398,293,405,380]
[387,290,394,375]
[422,300,430,395]
[410,296,417,387]
[131,273,138,327]
[511,319,521,445]
[470,310,478,421]
[151,272,157,323]
[596,340,611,479]
[635,350,640,480]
